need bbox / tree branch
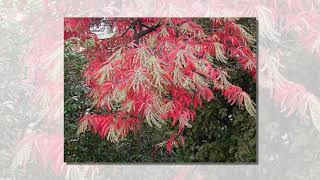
[141,23,150,29]
[120,24,133,37]
[134,21,161,43]
[137,19,143,32]
[119,19,161,44]
[121,19,139,37]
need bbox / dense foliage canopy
[64,17,256,162]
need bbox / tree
[64,17,256,153]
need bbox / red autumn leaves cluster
[64,17,256,153]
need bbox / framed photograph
[64,17,257,163]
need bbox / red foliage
[65,17,256,153]
[64,18,92,41]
